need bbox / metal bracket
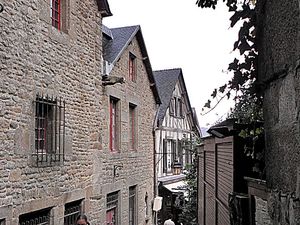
[113,164,123,177]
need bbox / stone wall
[0,1,156,225]
[96,35,157,225]
[0,1,103,224]
[257,0,300,224]
[255,196,271,225]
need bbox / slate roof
[102,25,161,104]
[103,25,139,64]
[153,68,181,125]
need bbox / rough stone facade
[0,1,156,225]
[95,34,157,225]
[257,0,300,224]
[255,196,271,225]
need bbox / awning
[163,181,187,195]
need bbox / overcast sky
[103,0,238,127]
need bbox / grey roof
[153,68,181,125]
[103,25,139,64]
[102,25,161,104]
[102,24,113,40]
[153,69,201,137]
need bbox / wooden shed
[198,119,251,225]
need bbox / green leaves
[196,0,218,9]
[199,0,261,128]
[203,100,211,109]
[211,88,217,98]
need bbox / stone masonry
[0,1,157,225]
[92,32,158,224]
[257,0,300,224]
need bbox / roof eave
[136,28,161,104]
[96,0,113,17]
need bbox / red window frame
[51,0,61,30]
[109,98,118,151]
[129,104,136,150]
[129,53,136,82]
[106,192,119,225]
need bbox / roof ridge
[109,24,140,30]
[154,68,182,72]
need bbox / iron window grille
[129,186,137,225]
[34,94,65,166]
[51,0,61,30]
[19,208,51,225]
[106,192,119,225]
[64,200,82,225]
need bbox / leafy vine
[196,0,261,119]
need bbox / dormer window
[129,53,136,82]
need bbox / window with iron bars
[19,208,51,225]
[64,200,82,225]
[34,94,65,166]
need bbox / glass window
[106,192,119,225]
[129,53,136,82]
[51,0,61,30]
[110,97,119,152]
[19,208,51,225]
[129,104,137,150]
[64,200,82,225]
[34,95,65,166]
[129,186,137,225]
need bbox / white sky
[103,0,238,128]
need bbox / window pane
[19,208,51,225]
[129,53,136,82]
[129,187,136,225]
[107,192,119,225]
[129,104,136,150]
[110,99,117,151]
[34,96,65,165]
[64,200,82,225]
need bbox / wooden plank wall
[198,136,234,225]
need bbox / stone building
[0,1,159,225]
[256,0,300,224]
[101,24,160,225]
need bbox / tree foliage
[197,0,261,120]
[178,134,200,225]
